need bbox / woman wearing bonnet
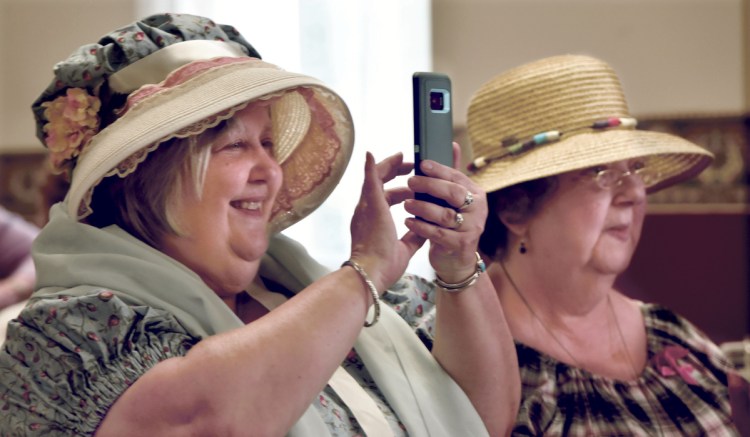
[465,55,748,435]
[0,13,520,436]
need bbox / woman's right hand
[404,142,487,283]
[349,152,425,292]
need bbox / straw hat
[32,13,353,232]
[466,54,713,194]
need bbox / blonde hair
[86,132,215,248]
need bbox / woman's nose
[614,172,646,205]
[249,145,282,185]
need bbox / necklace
[500,262,583,368]
[608,294,665,437]
[607,293,639,379]
[500,262,665,436]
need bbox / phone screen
[413,72,453,208]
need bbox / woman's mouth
[231,200,262,211]
[606,225,630,241]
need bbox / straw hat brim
[66,59,354,232]
[470,128,713,194]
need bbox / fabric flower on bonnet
[32,13,260,179]
[41,87,101,175]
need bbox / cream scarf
[33,203,488,436]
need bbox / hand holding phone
[413,72,453,210]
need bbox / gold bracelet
[434,252,486,293]
[341,260,381,327]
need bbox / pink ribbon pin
[652,345,698,385]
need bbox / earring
[519,240,527,254]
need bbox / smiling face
[159,101,283,300]
[516,159,647,276]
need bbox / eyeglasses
[588,163,657,189]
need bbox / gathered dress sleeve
[0,289,200,436]
[380,274,437,349]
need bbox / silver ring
[452,212,464,229]
[459,192,474,210]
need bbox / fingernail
[422,161,433,171]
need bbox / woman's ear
[498,210,528,239]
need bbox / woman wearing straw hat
[0,13,520,436]
[466,54,747,435]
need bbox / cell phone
[413,72,454,210]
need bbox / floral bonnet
[32,13,354,232]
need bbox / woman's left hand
[349,152,426,292]
[404,142,487,282]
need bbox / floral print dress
[0,274,438,436]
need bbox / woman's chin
[593,257,633,276]
[233,240,270,263]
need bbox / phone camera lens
[429,91,444,111]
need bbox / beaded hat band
[468,117,637,172]
[466,55,713,194]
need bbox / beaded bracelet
[341,259,381,327]
[434,252,487,293]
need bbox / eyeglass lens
[596,168,652,188]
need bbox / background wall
[433,0,746,125]
[0,0,136,153]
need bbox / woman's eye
[583,165,607,175]
[261,140,275,158]
[219,141,243,150]
[630,160,646,171]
